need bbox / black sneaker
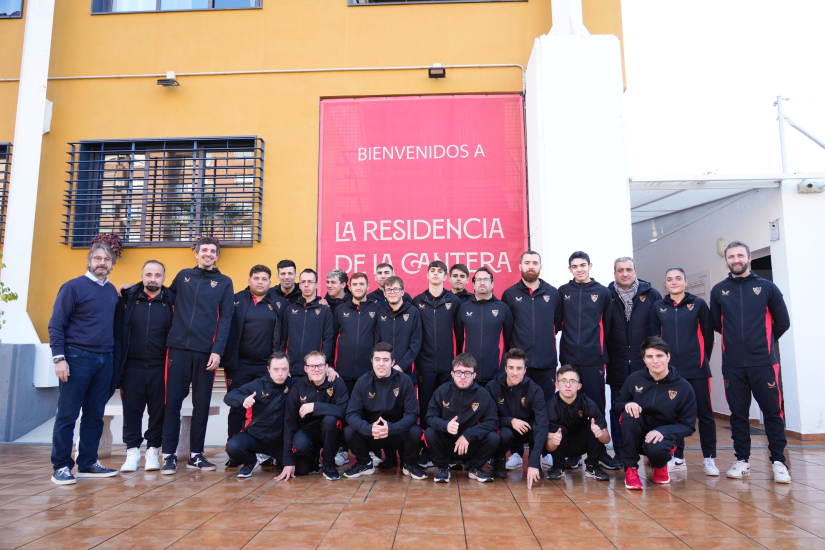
[259,454,275,467]
[238,461,259,478]
[449,460,464,471]
[493,457,507,478]
[564,456,582,469]
[402,463,428,480]
[378,454,398,470]
[586,464,610,481]
[51,466,77,485]
[417,450,433,468]
[161,454,177,475]
[322,463,341,480]
[76,461,118,478]
[343,462,375,478]
[187,453,217,471]
[434,466,451,483]
[225,458,239,468]
[307,461,321,475]
[599,452,622,471]
[547,466,565,480]
[468,468,494,483]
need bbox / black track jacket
[283,375,349,466]
[280,296,334,375]
[222,288,288,370]
[375,301,422,376]
[612,367,697,441]
[547,391,608,436]
[605,280,662,386]
[273,283,302,304]
[223,375,297,446]
[558,279,612,367]
[452,289,475,305]
[456,296,514,382]
[501,279,562,371]
[485,372,549,468]
[426,380,499,442]
[167,266,234,355]
[346,369,419,437]
[332,299,380,381]
[653,293,714,379]
[413,289,463,374]
[710,273,790,368]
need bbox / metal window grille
[93,0,262,14]
[0,144,10,245]
[63,137,263,248]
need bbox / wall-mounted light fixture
[428,63,446,79]
[157,71,180,87]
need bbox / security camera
[798,180,825,194]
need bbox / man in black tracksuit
[323,269,351,312]
[222,265,288,447]
[375,275,422,386]
[613,336,697,489]
[112,261,175,472]
[485,348,548,487]
[456,267,514,387]
[413,261,463,444]
[282,351,349,480]
[710,241,791,482]
[605,257,661,468]
[449,263,475,305]
[162,237,234,474]
[280,269,334,376]
[223,352,297,478]
[653,267,716,472]
[273,259,302,304]
[343,343,425,479]
[367,263,413,307]
[332,273,380,392]
[425,353,499,483]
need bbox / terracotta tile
[16,527,123,550]
[92,529,190,550]
[168,496,242,512]
[329,511,399,532]
[136,510,216,530]
[242,531,325,550]
[0,509,40,527]
[166,529,255,550]
[657,516,745,537]
[283,503,346,514]
[528,517,601,538]
[751,539,825,550]
[466,535,541,550]
[0,526,60,549]
[72,507,162,529]
[318,531,395,549]
[681,538,768,550]
[343,500,405,514]
[610,536,691,549]
[198,510,279,530]
[6,509,98,530]
[397,513,465,535]
[536,535,615,549]
[222,500,288,514]
[631,501,709,517]
[461,515,532,536]
[3,495,79,510]
[718,516,818,537]
[263,511,339,531]
[690,502,773,517]
[519,502,585,518]
[391,533,467,550]
[576,502,647,518]
[461,501,523,516]
[592,517,672,538]
[398,500,462,516]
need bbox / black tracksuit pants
[225,432,283,466]
[619,413,676,470]
[498,423,541,461]
[418,372,450,431]
[723,364,786,463]
[121,359,165,449]
[549,425,605,467]
[225,361,268,442]
[578,365,607,415]
[338,378,358,453]
[511,368,555,457]
[609,383,623,451]
[424,427,500,470]
[291,416,342,474]
[675,377,717,459]
[162,348,215,455]
[345,425,424,466]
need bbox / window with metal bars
[0,144,10,244]
[63,137,263,248]
[0,0,23,18]
[349,0,523,5]
[92,0,261,13]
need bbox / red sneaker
[652,465,670,484]
[625,467,643,490]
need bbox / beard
[520,269,539,283]
[89,264,112,276]
[144,284,160,292]
[727,261,749,275]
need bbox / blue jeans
[51,346,113,471]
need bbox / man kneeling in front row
[223,352,296,478]
[425,353,500,483]
[613,336,697,489]
[343,343,426,480]
[545,365,612,481]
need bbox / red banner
[318,95,528,297]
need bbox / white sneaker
[726,460,750,478]
[668,457,686,472]
[335,450,349,467]
[541,454,553,469]
[145,447,161,471]
[505,453,523,470]
[369,452,383,466]
[121,448,141,472]
[703,457,720,476]
[773,461,791,484]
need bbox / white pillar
[1,0,57,386]
[526,24,632,285]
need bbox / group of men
[47,236,792,489]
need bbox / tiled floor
[3,421,825,550]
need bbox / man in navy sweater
[48,243,121,485]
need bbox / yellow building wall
[0,0,623,342]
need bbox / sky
[622,0,825,176]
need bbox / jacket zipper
[354,307,362,376]
[185,270,204,348]
[577,284,582,364]
[674,305,680,364]
[739,284,747,367]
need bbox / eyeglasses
[474,278,492,284]
[452,370,475,378]
[305,364,326,371]
[385,288,403,294]
[557,378,580,387]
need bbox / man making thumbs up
[545,365,612,481]
[343,343,424,479]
